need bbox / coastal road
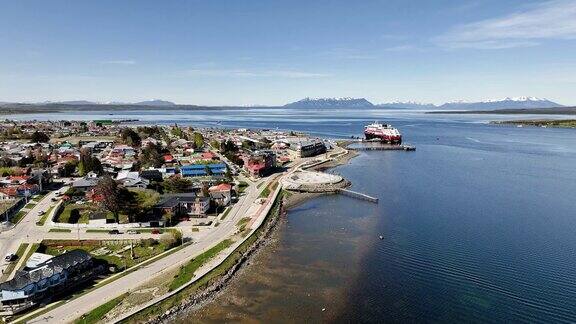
[26,177,269,324]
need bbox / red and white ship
[364,121,402,143]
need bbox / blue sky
[1,0,576,105]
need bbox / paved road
[26,177,268,323]
[0,188,63,275]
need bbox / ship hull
[364,131,402,144]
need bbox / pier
[350,144,416,151]
[337,189,379,203]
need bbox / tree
[78,148,103,176]
[210,140,221,151]
[139,143,164,168]
[221,140,238,154]
[193,132,204,149]
[163,176,192,193]
[95,175,122,223]
[30,131,49,143]
[225,165,233,181]
[162,210,174,227]
[241,140,253,150]
[121,128,141,147]
[58,160,78,177]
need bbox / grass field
[49,228,72,233]
[36,205,55,226]
[259,181,278,198]
[74,293,128,324]
[237,181,249,194]
[55,203,93,224]
[40,239,170,271]
[11,210,27,224]
[168,239,233,291]
[220,207,232,220]
[17,243,40,270]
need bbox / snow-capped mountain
[377,101,437,109]
[284,97,374,108]
[438,97,562,110]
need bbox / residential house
[208,183,232,206]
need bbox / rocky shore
[146,198,287,324]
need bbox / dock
[337,189,379,203]
[350,144,416,151]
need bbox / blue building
[180,163,227,177]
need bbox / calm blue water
[14,108,576,322]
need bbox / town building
[244,151,276,178]
[180,163,227,177]
[0,250,101,315]
[295,140,327,158]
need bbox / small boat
[379,235,384,240]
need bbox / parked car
[108,229,120,235]
[151,229,161,234]
[4,253,17,262]
[127,230,140,235]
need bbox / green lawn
[24,202,37,209]
[237,181,249,194]
[85,229,110,233]
[18,243,40,270]
[220,207,232,220]
[55,203,94,224]
[36,205,55,226]
[168,239,233,291]
[74,293,128,324]
[41,239,170,271]
[49,228,72,233]
[258,181,278,199]
[11,210,27,224]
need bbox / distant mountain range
[437,97,561,110]
[0,99,177,107]
[284,97,374,109]
[0,97,565,111]
[284,96,563,110]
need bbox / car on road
[151,229,161,234]
[4,253,17,262]
[108,229,121,235]
[38,210,45,215]
[127,230,140,234]
[51,197,58,202]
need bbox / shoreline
[145,147,361,323]
[491,119,576,128]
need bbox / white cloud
[383,45,416,52]
[183,68,330,78]
[102,60,136,65]
[435,0,576,49]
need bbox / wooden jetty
[337,189,379,203]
